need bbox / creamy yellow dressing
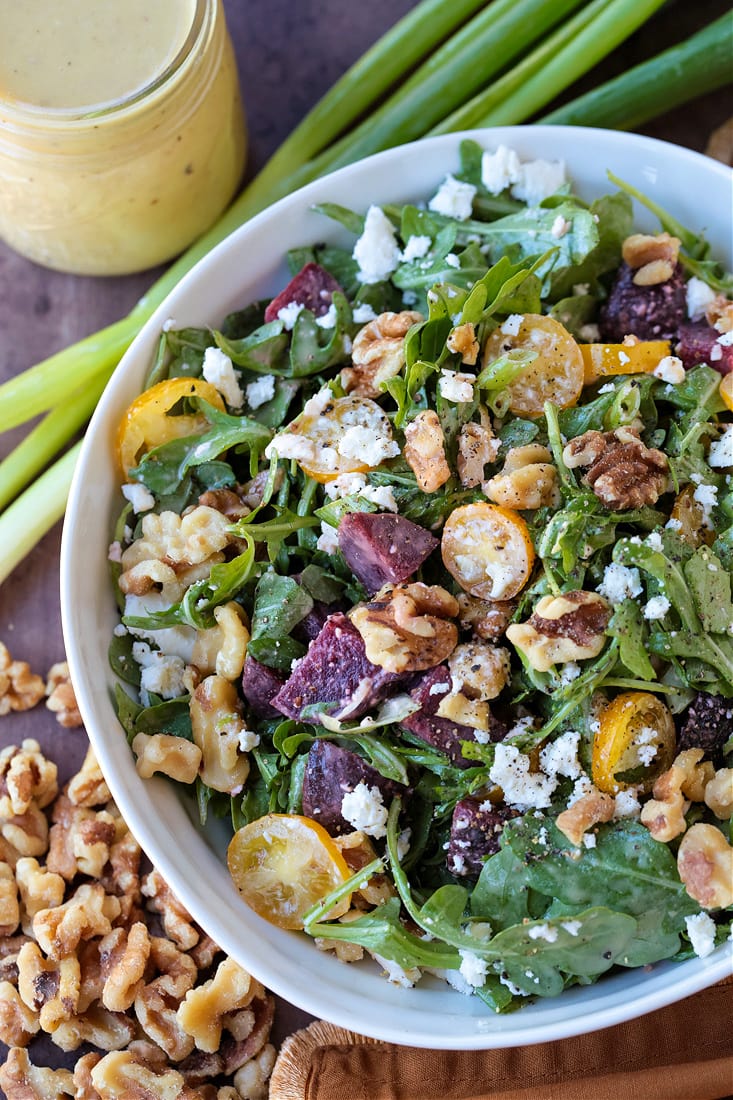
[0,0,246,274]
[0,0,196,111]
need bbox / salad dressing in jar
[0,0,246,275]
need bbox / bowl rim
[61,125,733,1049]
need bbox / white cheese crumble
[245,373,276,410]
[582,833,597,849]
[352,302,378,323]
[487,744,556,810]
[264,432,317,464]
[202,346,244,408]
[401,234,432,262]
[511,157,567,206]
[561,920,582,937]
[277,301,304,330]
[363,485,399,512]
[372,953,421,987]
[685,912,717,958]
[132,642,187,700]
[397,828,412,861]
[578,323,601,342]
[653,355,685,384]
[644,595,671,621]
[444,252,461,269]
[439,369,475,403]
[316,521,339,555]
[646,530,664,551]
[162,317,177,332]
[458,949,489,987]
[686,277,717,320]
[559,662,581,685]
[480,145,522,194]
[315,303,338,329]
[501,313,523,336]
[337,425,399,467]
[692,481,718,528]
[108,541,122,564]
[124,594,198,663]
[539,730,582,781]
[353,205,401,283]
[613,789,641,820]
[717,330,733,346]
[597,562,643,605]
[121,482,155,513]
[708,425,733,469]
[527,923,558,943]
[428,175,476,221]
[597,382,615,394]
[340,782,388,838]
[551,215,571,239]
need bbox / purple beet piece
[447,797,518,877]
[676,321,733,374]
[400,665,506,769]
[271,612,404,722]
[264,262,342,323]
[338,512,439,594]
[599,262,687,342]
[678,692,733,759]
[241,655,286,719]
[301,740,406,836]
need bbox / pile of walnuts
[0,645,276,1100]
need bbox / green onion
[0,443,81,586]
[541,11,733,130]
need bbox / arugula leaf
[133,696,192,740]
[215,322,289,375]
[607,600,656,681]
[549,193,632,300]
[684,546,733,634]
[470,847,536,930]
[250,572,313,642]
[114,683,143,742]
[289,293,352,375]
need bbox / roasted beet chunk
[301,740,406,835]
[400,665,505,769]
[447,797,518,877]
[599,262,687,342]
[678,692,733,758]
[676,321,733,374]
[241,655,286,719]
[338,512,438,594]
[263,262,342,323]
[271,612,404,722]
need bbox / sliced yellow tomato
[592,692,676,795]
[117,377,225,476]
[227,813,352,930]
[670,486,715,548]
[277,394,397,483]
[483,314,583,418]
[579,340,671,384]
[720,373,733,413]
[441,502,535,601]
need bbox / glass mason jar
[0,0,246,275]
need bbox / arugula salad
[110,140,733,1011]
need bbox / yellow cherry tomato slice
[117,377,225,476]
[720,373,733,413]
[441,502,535,601]
[227,813,352,930]
[579,340,671,384]
[483,314,583,418]
[277,393,397,483]
[592,692,676,795]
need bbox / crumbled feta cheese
[444,252,461,269]
[108,541,122,564]
[488,744,557,810]
[234,723,260,752]
[113,623,128,638]
[337,425,399,466]
[644,595,671,621]
[481,145,522,195]
[499,974,528,997]
[597,383,615,394]
[666,516,683,531]
[578,323,601,342]
[653,355,685,384]
[559,662,581,685]
[613,789,641,820]
[566,774,595,808]
[439,368,475,403]
[711,343,723,362]
[598,562,643,604]
[401,235,431,262]
[528,923,558,943]
[708,425,733,469]
[501,313,524,336]
[458,949,489,987]
[121,482,155,513]
[340,782,388,838]
[646,531,664,551]
[323,472,367,500]
[539,730,582,781]
[362,485,398,512]
[637,743,658,766]
[561,920,582,936]
[686,277,717,321]
[573,283,590,296]
[430,967,474,995]
[551,215,571,239]
[353,205,401,283]
[132,642,187,700]
[582,833,597,849]
[352,302,378,323]
[316,522,339,555]
[372,953,421,987]
[717,330,733,346]
[428,175,476,221]
[264,432,317,464]
[397,828,412,861]
[693,481,718,527]
[685,912,717,958]
[402,289,419,306]
[202,346,244,408]
[511,158,567,206]
[124,594,198,663]
[245,373,276,410]
[315,303,338,329]
[277,301,304,330]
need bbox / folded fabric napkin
[270,976,733,1100]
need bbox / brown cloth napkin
[270,977,733,1100]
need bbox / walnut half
[563,427,668,510]
[506,591,611,672]
[342,310,423,399]
[351,582,459,673]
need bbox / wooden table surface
[0,0,730,1074]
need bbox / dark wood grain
[0,0,730,1073]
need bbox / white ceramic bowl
[61,127,733,1049]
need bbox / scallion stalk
[541,11,733,130]
[0,443,81,586]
